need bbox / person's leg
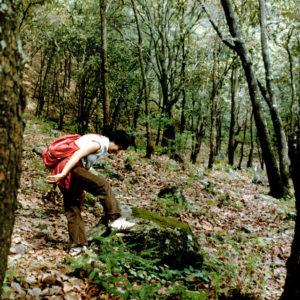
[60,186,87,246]
[70,167,121,223]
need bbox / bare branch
[199,0,236,50]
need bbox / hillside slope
[3,116,295,299]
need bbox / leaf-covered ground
[3,116,295,300]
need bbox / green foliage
[24,114,58,134]
[201,234,268,298]
[156,194,187,217]
[1,262,17,298]
[69,233,208,299]
[203,181,216,195]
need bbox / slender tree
[228,63,239,165]
[285,28,297,138]
[208,37,218,169]
[99,0,111,135]
[213,0,286,198]
[0,0,25,293]
[281,130,300,298]
[259,0,290,192]
[131,0,153,158]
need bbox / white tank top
[75,134,109,168]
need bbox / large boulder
[88,206,203,269]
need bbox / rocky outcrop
[88,206,203,269]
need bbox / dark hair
[108,130,131,150]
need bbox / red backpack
[42,134,81,168]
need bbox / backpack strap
[47,149,62,160]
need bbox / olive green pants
[59,166,121,246]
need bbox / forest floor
[2,115,295,300]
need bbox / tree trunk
[216,114,223,155]
[221,0,285,198]
[208,39,218,169]
[285,29,296,138]
[259,0,290,194]
[131,0,153,158]
[281,130,300,298]
[180,5,187,134]
[0,1,25,293]
[99,0,110,135]
[247,112,254,168]
[238,114,248,169]
[191,116,207,164]
[228,65,239,165]
[36,53,53,116]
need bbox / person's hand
[46,173,65,184]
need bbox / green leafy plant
[69,233,208,299]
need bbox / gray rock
[10,243,27,255]
[87,221,108,241]
[228,169,242,179]
[252,172,269,186]
[167,159,180,171]
[215,152,226,160]
[196,167,205,178]
[199,179,209,186]
[11,282,25,295]
[25,275,37,285]
[32,146,45,157]
[28,287,42,298]
[51,129,60,135]
[255,194,276,203]
[88,206,203,269]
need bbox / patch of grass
[24,114,58,134]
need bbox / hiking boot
[109,217,135,232]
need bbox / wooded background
[19,0,298,199]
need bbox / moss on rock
[131,207,192,235]
[124,207,203,269]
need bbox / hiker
[44,131,135,254]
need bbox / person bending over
[45,130,135,254]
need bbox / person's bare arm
[46,141,100,184]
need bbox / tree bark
[247,112,254,168]
[285,29,296,138]
[238,113,248,169]
[228,65,239,165]
[0,1,25,293]
[208,39,218,169]
[131,0,153,158]
[220,0,285,198]
[281,130,300,298]
[259,0,290,194]
[99,0,110,135]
